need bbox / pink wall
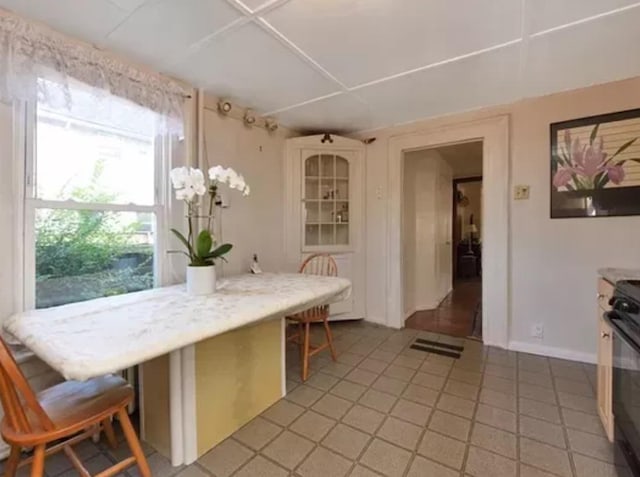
[359,76,640,360]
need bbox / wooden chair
[287,254,338,381]
[0,337,151,477]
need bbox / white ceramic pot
[186,265,216,295]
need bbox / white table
[4,273,351,464]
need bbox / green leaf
[196,230,213,258]
[594,172,608,189]
[589,124,600,145]
[170,228,194,257]
[607,137,638,163]
[205,243,233,259]
[167,250,191,258]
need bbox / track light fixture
[243,109,257,127]
[265,118,279,132]
[217,99,233,114]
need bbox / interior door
[436,172,453,299]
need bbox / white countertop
[4,273,351,381]
[598,268,640,285]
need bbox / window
[24,80,169,309]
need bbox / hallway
[405,279,482,338]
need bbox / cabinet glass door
[303,153,350,248]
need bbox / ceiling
[408,141,483,179]
[438,142,483,179]
[3,0,640,133]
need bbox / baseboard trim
[365,315,389,326]
[508,340,596,365]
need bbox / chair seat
[286,306,329,323]
[2,375,132,445]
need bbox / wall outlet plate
[514,185,530,200]
[531,323,544,339]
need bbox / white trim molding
[386,115,511,348]
[509,340,596,365]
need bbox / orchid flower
[170,167,206,201]
[168,165,250,267]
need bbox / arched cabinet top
[286,134,365,150]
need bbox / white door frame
[387,115,510,348]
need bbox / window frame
[18,97,173,311]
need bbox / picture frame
[550,108,640,218]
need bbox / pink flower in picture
[553,126,636,190]
[606,164,625,184]
[553,168,573,188]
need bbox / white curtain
[0,9,191,132]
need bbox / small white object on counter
[598,268,640,285]
[4,273,351,381]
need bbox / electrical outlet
[531,323,544,339]
[514,185,530,200]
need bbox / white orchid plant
[169,166,250,267]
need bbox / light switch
[514,185,530,200]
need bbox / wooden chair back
[0,337,54,435]
[299,253,338,277]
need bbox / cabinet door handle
[602,331,610,339]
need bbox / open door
[436,169,453,299]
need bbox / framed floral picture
[551,108,640,218]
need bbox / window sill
[10,343,36,364]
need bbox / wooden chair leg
[323,318,337,361]
[102,417,118,449]
[30,445,45,477]
[117,408,151,477]
[5,445,21,477]
[301,322,311,382]
[298,321,304,364]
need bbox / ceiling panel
[0,0,129,44]
[524,6,640,98]
[527,0,640,34]
[108,0,148,13]
[107,0,242,67]
[262,0,522,88]
[234,0,271,12]
[355,44,520,128]
[168,23,341,113]
[275,93,375,133]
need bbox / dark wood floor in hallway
[405,279,482,338]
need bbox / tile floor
[14,320,629,477]
[405,280,482,337]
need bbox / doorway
[387,115,509,348]
[403,142,483,339]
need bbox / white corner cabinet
[284,135,365,321]
[597,277,614,442]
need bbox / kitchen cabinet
[284,135,365,320]
[597,277,614,442]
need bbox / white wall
[0,101,15,323]
[403,149,452,314]
[402,156,416,316]
[202,96,295,277]
[357,75,640,362]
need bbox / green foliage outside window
[35,162,154,308]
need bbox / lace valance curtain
[0,9,191,130]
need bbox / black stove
[606,280,640,475]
